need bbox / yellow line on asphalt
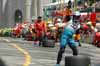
[4,39,31,66]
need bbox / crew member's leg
[39,36,43,46]
[39,32,45,46]
[55,31,59,42]
[68,39,78,55]
[78,40,81,47]
[55,35,67,66]
[56,47,66,64]
[69,45,78,55]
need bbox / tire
[65,55,91,66]
[97,42,100,48]
[0,58,6,66]
[97,45,100,48]
[42,40,55,47]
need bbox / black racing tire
[65,55,91,66]
[97,45,100,48]
[0,58,6,66]
[42,40,55,47]
[96,42,100,48]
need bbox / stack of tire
[65,55,91,66]
[42,39,55,48]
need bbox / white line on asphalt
[3,39,10,42]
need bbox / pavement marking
[3,39,31,66]
[3,39,10,42]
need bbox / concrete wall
[0,0,2,28]
[31,0,51,19]
[31,0,37,19]
[3,0,25,27]
[42,0,52,5]
[1,0,51,28]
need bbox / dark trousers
[56,45,78,64]
[76,40,81,46]
[35,36,44,46]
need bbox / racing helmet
[57,18,62,22]
[74,11,81,16]
[73,11,81,23]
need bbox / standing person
[73,11,82,46]
[34,16,47,46]
[55,16,78,66]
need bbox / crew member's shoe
[55,64,60,66]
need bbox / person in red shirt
[13,23,22,38]
[90,12,96,27]
[34,16,47,46]
[93,31,100,47]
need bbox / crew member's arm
[43,21,47,33]
[93,33,97,45]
